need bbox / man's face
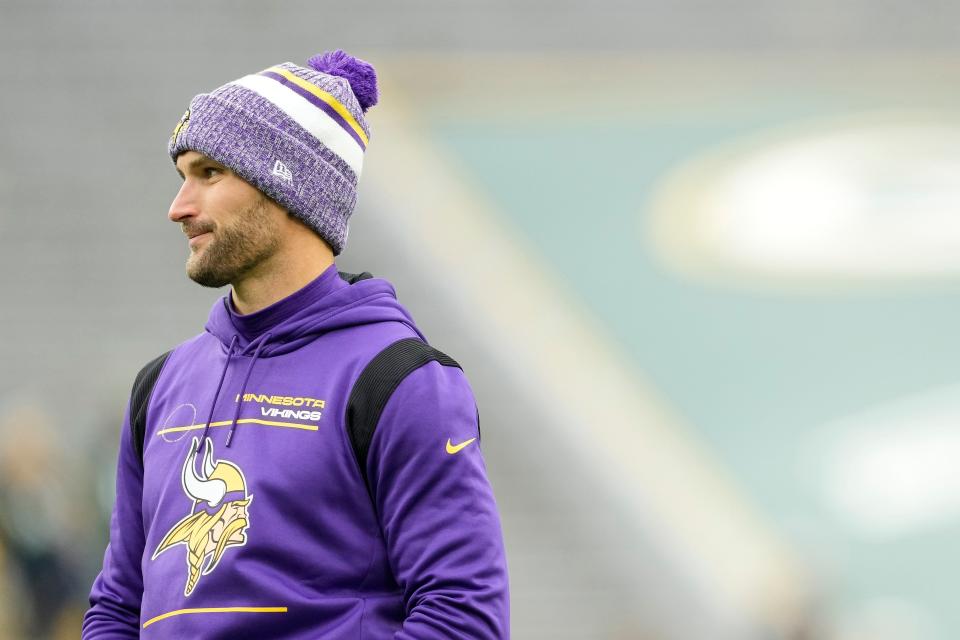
[169,151,284,288]
[206,501,250,553]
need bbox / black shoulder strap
[130,351,172,461]
[346,337,462,490]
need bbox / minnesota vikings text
[235,393,326,408]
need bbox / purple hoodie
[82,264,510,638]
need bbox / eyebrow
[175,155,224,179]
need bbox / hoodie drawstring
[197,335,239,453]
[225,332,272,448]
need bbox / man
[81,49,509,639]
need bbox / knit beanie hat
[168,50,378,256]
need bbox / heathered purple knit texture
[167,58,375,256]
[306,50,378,112]
[169,91,355,254]
[215,82,357,182]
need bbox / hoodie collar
[198,263,427,448]
[205,264,425,359]
[223,262,346,344]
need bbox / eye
[203,166,223,178]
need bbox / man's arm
[368,361,510,639]
[81,400,145,637]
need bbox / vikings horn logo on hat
[171,108,190,142]
[152,437,253,597]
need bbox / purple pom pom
[306,50,378,112]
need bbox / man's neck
[230,243,334,316]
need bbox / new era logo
[271,159,293,183]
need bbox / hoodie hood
[197,263,426,449]
[204,263,426,358]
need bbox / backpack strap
[346,337,463,491]
[130,351,172,461]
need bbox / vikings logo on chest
[152,437,253,596]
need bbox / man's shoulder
[132,322,445,386]
[129,332,212,384]
[132,350,173,389]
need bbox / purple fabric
[260,70,367,150]
[215,81,357,182]
[224,262,346,342]
[198,335,237,448]
[306,50,379,113]
[82,267,510,638]
[225,331,271,448]
[278,61,370,139]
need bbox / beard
[185,194,281,288]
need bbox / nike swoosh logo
[446,437,477,455]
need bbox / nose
[168,180,198,223]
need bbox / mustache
[182,222,216,238]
